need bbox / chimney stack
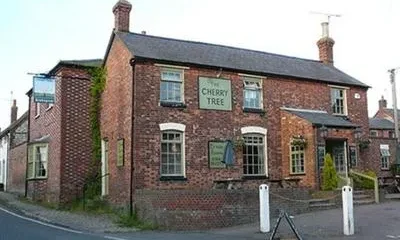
[11,99,17,123]
[113,0,132,32]
[379,95,387,110]
[317,22,335,65]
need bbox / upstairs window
[243,77,262,109]
[160,68,184,104]
[331,87,347,115]
[370,130,378,137]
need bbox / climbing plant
[86,66,107,198]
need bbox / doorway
[325,140,347,173]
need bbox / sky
[0,0,399,130]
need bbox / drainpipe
[24,94,32,198]
[129,58,136,216]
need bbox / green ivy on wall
[85,67,107,199]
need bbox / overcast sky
[0,0,399,130]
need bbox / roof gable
[117,32,369,88]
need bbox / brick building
[0,100,28,194]
[100,0,371,228]
[368,96,399,177]
[26,59,101,204]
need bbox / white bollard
[342,186,354,235]
[259,184,270,233]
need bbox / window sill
[242,175,268,180]
[160,176,187,181]
[160,102,187,109]
[288,173,306,176]
[243,108,266,114]
[27,177,48,181]
[381,168,390,171]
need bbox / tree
[322,153,338,191]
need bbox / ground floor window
[161,131,184,176]
[380,144,390,170]
[243,134,265,176]
[290,144,305,174]
[28,143,48,179]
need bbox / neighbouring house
[100,0,371,229]
[26,59,102,205]
[367,117,396,178]
[0,100,28,194]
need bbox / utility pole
[389,68,400,143]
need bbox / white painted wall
[0,135,9,191]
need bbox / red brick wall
[281,112,316,187]
[59,68,93,204]
[362,137,396,178]
[28,73,63,203]
[28,66,93,204]
[130,62,369,191]
[8,143,27,195]
[136,188,312,230]
[102,39,369,205]
[101,36,133,205]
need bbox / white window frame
[159,123,185,177]
[380,144,390,170]
[370,130,378,137]
[28,143,48,179]
[290,143,305,174]
[101,139,109,196]
[34,102,41,118]
[241,126,268,176]
[330,87,347,116]
[242,76,263,109]
[160,68,184,104]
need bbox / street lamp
[319,125,328,138]
[354,127,362,140]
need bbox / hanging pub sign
[33,76,56,103]
[199,77,232,111]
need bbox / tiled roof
[369,118,395,130]
[0,111,28,138]
[118,32,368,88]
[283,108,358,128]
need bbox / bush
[351,170,376,189]
[322,153,338,191]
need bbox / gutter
[129,58,136,216]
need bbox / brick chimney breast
[113,0,132,32]
[11,99,17,123]
[317,22,335,65]
[379,95,387,110]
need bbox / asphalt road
[0,200,399,240]
[0,207,107,240]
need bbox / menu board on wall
[208,141,227,168]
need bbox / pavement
[0,191,399,240]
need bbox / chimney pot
[11,99,17,123]
[113,0,132,32]
[141,30,146,35]
[317,22,335,65]
[379,95,387,110]
[321,22,329,38]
